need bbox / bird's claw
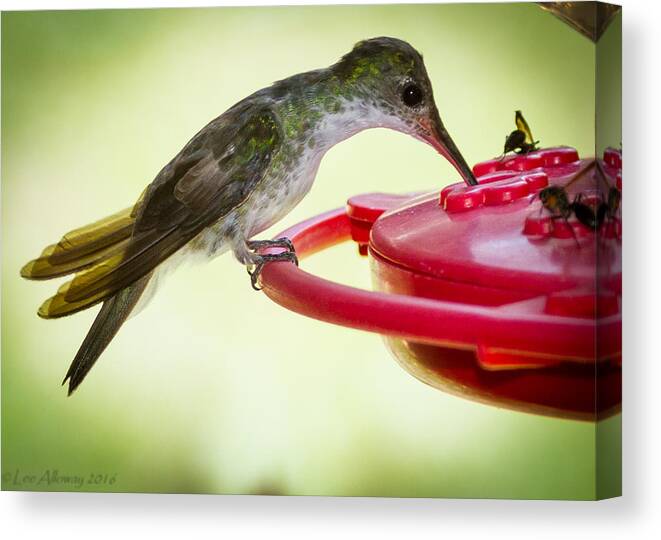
[247,237,296,254]
[245,237,298,291]
[248,251,299,291]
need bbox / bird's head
[332,37,477,186]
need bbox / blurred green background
[2,3,620,498]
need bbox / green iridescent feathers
[23,107,281,318]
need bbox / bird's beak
[418,110,477,186]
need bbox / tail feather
[23,239,131,282]
[21,207,135,280]
[63,274,151,395]
[21,188,147,281]
[37,252,127,319]
[22,192,153,394]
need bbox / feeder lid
[367,147,621,301]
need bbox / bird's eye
[401,83,423,107]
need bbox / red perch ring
[259,146,622,421]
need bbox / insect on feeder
[257,146,622,421]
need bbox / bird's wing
[515,110,535,145]
[39,106,282,318]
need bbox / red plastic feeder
[259,146,622,421]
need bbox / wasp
[501,110,540,158]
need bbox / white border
[2,1,660,539]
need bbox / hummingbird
[21,37,476,395]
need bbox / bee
[538,161,594,244]
[538,186,590,246]
[538,160,621,244]
[598,186,621,224]
[501,110,540,158]
[568,162,621,231]
[539,184,573,218]
[572,193,603,229]
[595,160,622,228]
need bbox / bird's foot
[246,237,296,253]
[247,252,299,291]
[245,237,298,291]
